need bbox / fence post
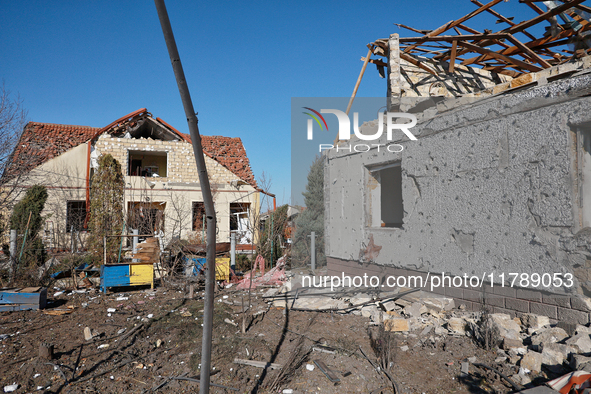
[230,232,236,270]
[9,229,16,281]
[309,231,316,271]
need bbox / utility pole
[154,2,217,392]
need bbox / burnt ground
[0,284,546,394]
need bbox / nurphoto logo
[303,107,418,153]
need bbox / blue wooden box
[100,263,154,293]
[0,287,47,311]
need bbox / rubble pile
[264,285,591,389]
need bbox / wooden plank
[20,287,41,293]
[233,358,282,370]
[461,26,583,66]
[458,41,542,72]
[449,40,458,73]
[501,0,586,35]
[470,0,537,41]
[399,53,438,76]
[313,360,340,383]
[523,1,545,15]
[361,57,387,67]
[403,0,504,53]
[506,34,552,68]
[400,33,510,43]
[393,23,429,34]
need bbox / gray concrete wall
[325,73,591,296]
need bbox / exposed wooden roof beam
[458,41,543,72]
[403,0,504,53]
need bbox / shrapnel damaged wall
[324,71,591,320]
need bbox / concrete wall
[325,72,591,299]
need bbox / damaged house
[324,0,591,323]
[5,108,261,249]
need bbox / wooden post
[345,47,373,116]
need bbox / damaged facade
[6,109,261,248]
[324,0,591,323]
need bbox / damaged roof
[6,109,258,188]
[368,0,591,80]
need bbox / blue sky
[0,0,548,208]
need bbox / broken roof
[7,109,257,188]
[368,0,591,80]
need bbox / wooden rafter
[365,0,590,87]
[458,41,543,72]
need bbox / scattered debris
[313,360,340,383]
[233,358,282,370]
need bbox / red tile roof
[6,111,258,188]
[183,134,257,189]
[7,122,99,177]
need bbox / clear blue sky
[0,0,546,208]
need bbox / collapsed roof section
[367,0,591,97]
[6,109,258,188]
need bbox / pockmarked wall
[324,73,591,318]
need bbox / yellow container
[129,263,154,288]
[215,258,230,281]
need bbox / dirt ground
[0,283,549,394]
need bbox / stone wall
[95,135,240,185]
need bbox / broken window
[367,163,403,228]
[230,202,252,244]
[66,201,87,232]
[192,202,205,231]
[128,151,167,177]
[128,202,165,235]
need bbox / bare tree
[0,82,29,232]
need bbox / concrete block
[483,294,505,308]
[491,285,517,298]
[521,313,550,330]
[531,327,569,351]
[529,302,558,319]
[557,307,590,325]
[571,296,591,312]
[493,307,516,318]
[571,354,591,371]
[384,318,410,332]
[445,286,463,299]
[502,337,524,350]
[542,295,571,308]
[541,347,565,368]
[447,317,467,334]
[505,298,530,313]
[566,333,591,354]
[520,351,543,373]
[463,288,482,302]
[516,288,543,303]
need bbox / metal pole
[154,2,217,392]
[132,229,138,254]
[310,231,316,271]
[103,236,107,265]
[230,232,236,270]
[9,229,16,281]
